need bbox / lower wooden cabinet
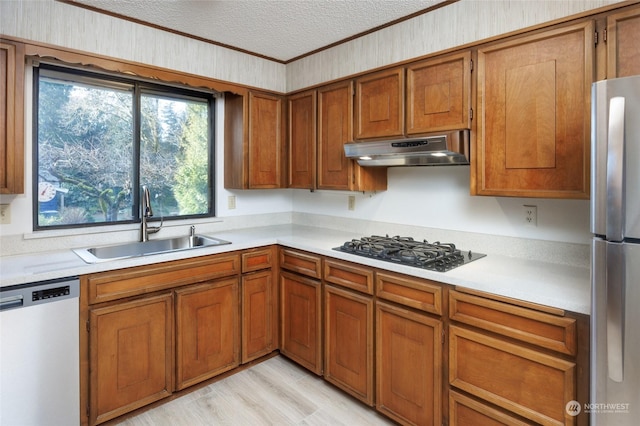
[449,325,576,426]
[280,270,322,374]
[449,390,533,426]
[376,301,443,426]
[242,269,277,363]
[175,278,240,390]
[89,293,173,425]
[324,284,374,405]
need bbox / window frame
[32,63,217,231]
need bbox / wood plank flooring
[116,355,395,426]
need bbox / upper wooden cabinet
[474,21,593,199]
[288,90,317,189]
[606,4,640,78]
[317,81,387,191]
[355,67,404,139]
[407,51,472,134]
[224,91,285,189]
[0,39,25,194]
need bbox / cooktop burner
[333,235,486,272]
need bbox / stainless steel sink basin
[73,235,231,263]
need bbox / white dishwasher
[0,277,80,426]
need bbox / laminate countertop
[0,224,591,314]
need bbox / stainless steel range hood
[344,130,470,166]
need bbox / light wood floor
[116,355,395,426]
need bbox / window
[34,64,215,229]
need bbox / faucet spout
[141,185,161,242]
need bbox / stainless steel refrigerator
[591,75,640,425]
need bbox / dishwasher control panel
[0,278,79,311]
[32,285,71,302]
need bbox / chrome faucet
[141,185,161,242]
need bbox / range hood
[344,130,470,166]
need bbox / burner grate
[334,235,485,272]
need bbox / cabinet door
[90,293,173,425]
[0,39,24,194]
[376,301,442,426]
[175,278,239,390]
[242,269,277,363]
[317,81,387,191]
[324,285,374,405]
[407,51,471,134]
[449,325,576,426]
[249,91,284,188]
[280,270,322,374]
[288,90,316,189]
[606,5,640,78]
[475,21,593,199]
[355,67,404,139]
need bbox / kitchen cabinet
[448,289,588,426]
[317,81,387,191]
[175,278,239,390]
[0,39,24,194]
[89,292,173,425]
[241,246,278,363]
[323,259,374,406]
[606,4,640,78]
[288,90,316,189]
[355,67,404,139]
[279,248,323,374]
[449,390,533,426]
[407,51,472,134]
[224,91,285,189]
[83,252,241,425]
[375,271,444,426]
[474,21,593,199]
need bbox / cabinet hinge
[469,58,473,72]
[441,329,445,345]
[86,319,90,333]
[594,31,598,45]
[603,28,607,43]
[469,108,473,121]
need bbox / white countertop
[0,224,591,314]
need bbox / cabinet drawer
[242,246,274,273]
[323,258,374,295]
[449,391,534,426]
[376,271,442,315]
[87,253,241,304]
[449,290,577,355]
[279,248,322,278]
[449,326,575,426]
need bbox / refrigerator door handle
[606,96,626,241]
[606,242,625,382]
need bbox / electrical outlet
[0,204,10,224]
[523,205,537,227]
[228,195,236,210]
[348,195,356,211]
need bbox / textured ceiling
[70,0,449,62]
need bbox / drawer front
[87,253,241,304]
[449,391,534,426]
[242,246,274,273]
[449,290,577,355]
[376,271,442,315]
[449,326,576,426]
[324,258,374,295]
[279,248,322,278]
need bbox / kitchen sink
[73,235,231,263]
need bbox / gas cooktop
[334,235,486,272]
